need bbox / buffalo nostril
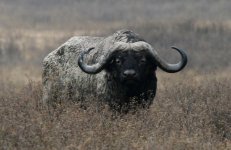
[123,70,136,77]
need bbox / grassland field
[0,0,231,149]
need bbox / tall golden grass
[0,70,230,149]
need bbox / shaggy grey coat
[42,29,187,109]
[42,30,146,106]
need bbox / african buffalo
[42,29,187,110]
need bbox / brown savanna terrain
[0,0,231,149]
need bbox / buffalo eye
[115,58,122,65]
[139,57,146,65]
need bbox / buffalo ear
[104,59,115,72]
[109,59,114,65]
[146,55,157,70]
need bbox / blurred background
[1,0,231,83]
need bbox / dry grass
[0,70,230,149]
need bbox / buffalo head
[78,41,187,76]
[78,38,187,109]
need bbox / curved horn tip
[171,46,188,71]
[78,47,106,74]
[156,46,188,73]
[85,47,95,53]
[171,46,177,50]
[171,46,182,51]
